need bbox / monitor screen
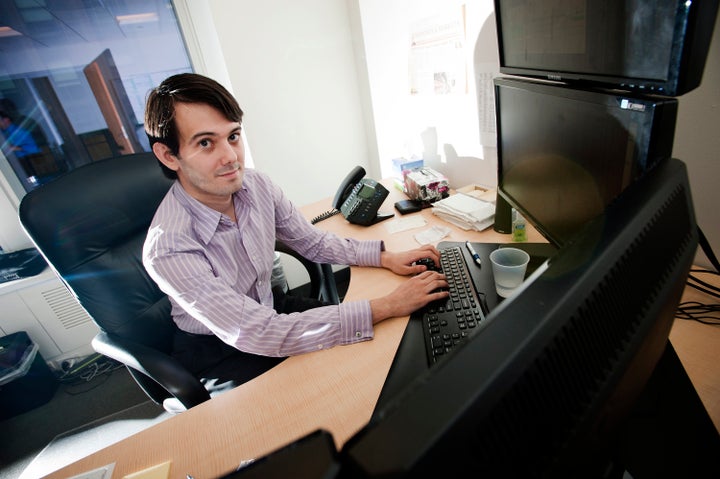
[494,0,719,96]
[495,76,677,247]
[340,157,700,477]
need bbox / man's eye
[229,132,240,142]
[199,139,211,148]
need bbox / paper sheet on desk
[431,193,495,231]
[385,216,427,234]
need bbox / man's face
[158,102,245,207]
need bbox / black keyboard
[419,246,487,365]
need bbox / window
[0,0,192,251]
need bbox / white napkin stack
[431,193,495,231]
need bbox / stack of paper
[431,193,495,231]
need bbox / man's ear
[152,142,180,173]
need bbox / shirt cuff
[355,240,384,267]
[338,300,374,344]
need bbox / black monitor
[338,157,710,477]
[495,76,678,247]
[494,0,719,96]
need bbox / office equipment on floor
[0,331,58,419]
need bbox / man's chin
[219,171,243,192]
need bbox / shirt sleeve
[264,176,385,268]
[142,187,377,357]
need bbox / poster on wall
[408,7,467,95]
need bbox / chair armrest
[92,331,211,409]
[275,240,340,304]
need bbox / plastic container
[512,211,528,242]
[0,331,58,420]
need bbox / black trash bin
[0,331,59,420]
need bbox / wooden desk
[38,185,718,479]
[669,270,720,432]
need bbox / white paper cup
[489,247,530,298]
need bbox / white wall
[672,12,720,269]
[208,0,374,207]
[358,0,498,188]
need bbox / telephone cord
[311,209,341,225]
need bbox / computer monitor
[495,76,678,247]
[339,158,707,477]
[494,0,719,96]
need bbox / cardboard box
[0,331,58,419]
[403,167,449,202]
[456,184,496,203]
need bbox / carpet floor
[0,366,165,479]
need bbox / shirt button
[355,331,362,337]
[317,344,324,350]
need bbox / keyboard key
[417,246,487,365]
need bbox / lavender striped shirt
[142,169,383,357]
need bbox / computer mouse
[415,257,440,272]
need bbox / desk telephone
[311,166,393,226]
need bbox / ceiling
[0,0,179,76]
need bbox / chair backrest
[19,152,176,352]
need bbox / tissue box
[403,167,449,202]
[391,158,424,177]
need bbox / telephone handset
[312,166,393,226]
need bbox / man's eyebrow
[189,130,218,142]
[189,125,241,142]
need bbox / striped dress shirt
[143,168,383,357]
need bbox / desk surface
[37,184,719,479]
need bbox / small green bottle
[512,211,527,242]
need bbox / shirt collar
[171,181,248,244]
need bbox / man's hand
[380,244,442,276]
[370,270,449,323]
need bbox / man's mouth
[217,165,240,177]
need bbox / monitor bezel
[493,0,719,97]
[494,76,678,248]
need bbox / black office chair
[18,152,339,413]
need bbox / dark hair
[144,73,244,179]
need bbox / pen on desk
[465,241,482,267]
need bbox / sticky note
[123,461,172,479]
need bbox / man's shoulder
[243,167,271,186]
[150,183,192,227]
[241,168,280,199]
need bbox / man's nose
[219,141,238,163]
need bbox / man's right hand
[369,271,449,324]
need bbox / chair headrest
[20,152,173,272]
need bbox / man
[143,73,448,382]
[0,110,40,158]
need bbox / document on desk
[431,193,495,231]
[385,215,427,234]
